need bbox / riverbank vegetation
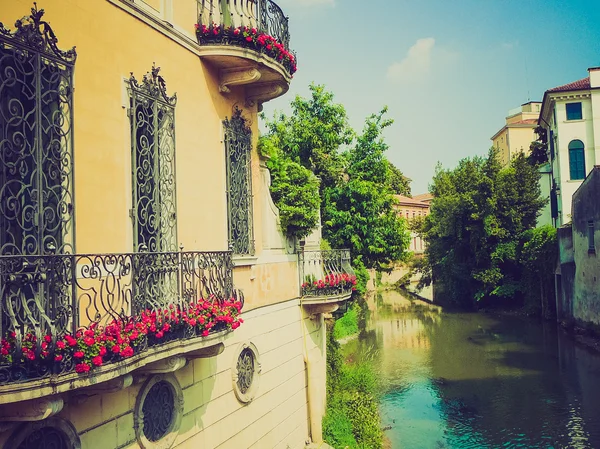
[416,150,558,315]
[324,320,383,449]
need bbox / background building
[396,194,431,254]
[491,101,541,167]
[539,68,600,227]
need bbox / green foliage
[261,83,353,192]
[351,257,370,297]
[519,225,558,316]
[265,150,321,240]
[262,85,411,271]
[528,126,549,166]
[324,321,383,449]
[333,302,359,340]
[423,150,547,308]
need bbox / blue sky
[263,0,600,194]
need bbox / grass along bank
[324,311,383,449]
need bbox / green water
[344,291,600,449]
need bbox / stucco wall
[570,171,600,325]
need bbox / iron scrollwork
[236,347,255,394]
[128,64,178,254]
[224,108,254,256]
[142,380,175,442]
[299,249,356,298]
[0,4,76,363]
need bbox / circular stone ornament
[232,341,261,403]
[134,374,184,449]
[6,417,80,449]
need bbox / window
[6,417,80,449]
[135,374,184,449]
[0,7,76,256]
[224,109,254,255]
[568,140,586,180]
[566,102,582,120]
[589,221,595,253]
[128,64,177,253]
[232,342,261,403]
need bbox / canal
[342,290,600,449]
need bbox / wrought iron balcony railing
[196,0,296,75]
[198,0,290,49]
[0,251,242,385]
[299,249,356,300]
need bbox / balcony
[196,0,295,108]
[299,250,356,314]
[0,250,243,403]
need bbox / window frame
[566,102,583,121]
[568,140,586,180]
[224,108,255,256]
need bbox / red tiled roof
[412,193,433,202]
[547,77,590,93]
[509,119,538,126]
[396,195,430,207]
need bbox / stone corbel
[81,374,133,395]
[137,356,187,374]
[186,342,225,359]
[0,397,63,422]
[220,67,261,93]
[246,82,287,110]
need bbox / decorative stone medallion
[232,342,261,403]
[134,374,184,449]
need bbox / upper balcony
[299,249,356,314]
[196,0,295,108]
[0,250,243,404]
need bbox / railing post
[221,0,231,28]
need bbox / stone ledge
[0,330,231,405]
[300,291,352,315]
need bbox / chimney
[589,67,600,88]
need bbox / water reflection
[345,290,600,449]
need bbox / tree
[423,149,546,308]
[261,83,353,193]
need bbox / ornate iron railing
[0,250,239,361]
[197,0,290,50]
[299,249,356,299]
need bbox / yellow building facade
[0,2,350,448]
[396,194,431,254]
[491,102,541,167]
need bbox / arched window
[568,140,586,180]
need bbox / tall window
[566,102,582,121]
[568,140,586,180]
[0,7,76,256]
[224,109,254,255]
[589,221,595,253]
[128,65,177,253]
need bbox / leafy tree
[528,126,549,165]
[386,161,411,196]
[266,153,321,240]
[261,83,353,192]
[423,149,546,308]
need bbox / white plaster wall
[554,98,596,222]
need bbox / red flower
[75,363,90,373]
[44,335,52,343]
[201,330,209,337]
[84,337,95,346]
[245,36,253,42]
[74,351,84,359]
[120,346,134,358]
[92,356,103,367]
[155,331,164,339]
[56,340,65,349]
[99,346,107,356]
[54,354,63,362]
[112,345,121,354]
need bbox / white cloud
[387,38,436,83]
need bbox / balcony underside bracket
[220,67,262,93]
[246,81,287,111]
[0,397,64,422]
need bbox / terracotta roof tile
[396,195,430,206]
[510,119,538,126]
[547,77,590,93]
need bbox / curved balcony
[0,250,243,404]
[196,0,295,108]
[299,250,356,315]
